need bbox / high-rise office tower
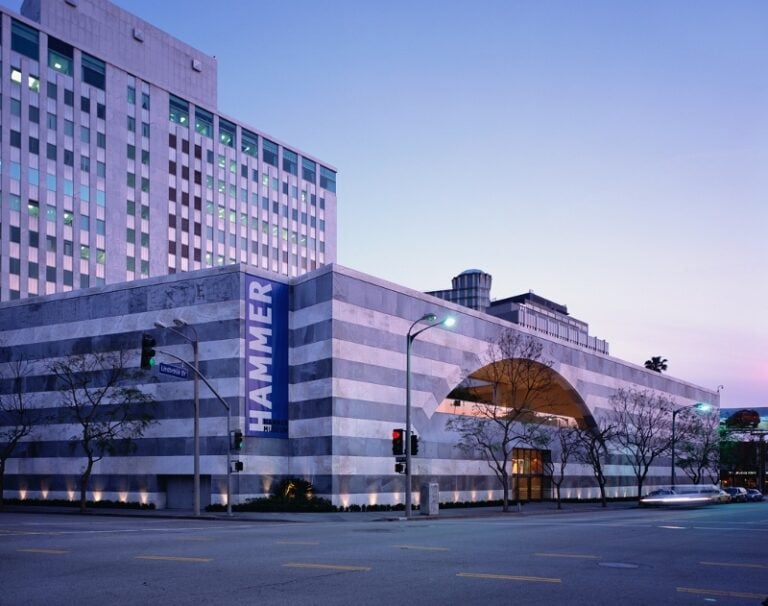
[0,0,337,301]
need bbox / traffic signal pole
[152,347,233,516]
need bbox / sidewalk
[0,500,639,523]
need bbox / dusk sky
[5,0,765,407]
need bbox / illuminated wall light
[139,490,148,505]
[19,489,27,500]
[67,489,76,501]
[470,490,477,502]
[92,490,103,502]
[368,492,377,506]
[261,476,273,494]
[340,494,350,508]
[118,491,129,503]
[41,489,49,499]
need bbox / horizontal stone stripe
[290,272,334,311]
[289,320,332,349]
[289,378,332,401]
[289,300,333,330]
[1,300,241,351]
[288,338,332,366]
[289,358,332,384]
[0,270,243,332]
[288,397,333,420]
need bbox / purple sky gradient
[5,0,765,407]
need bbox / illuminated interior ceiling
[449,359,593,425]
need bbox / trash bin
[420,482,439,516]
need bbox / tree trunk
[599,481,607,507]
[501,470,509,512]
[555,484,562,510]
[79,459,94,513]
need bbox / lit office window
[48,36,74,75]
[241,129,258,158]
[219,118,236,148]
[195,107,213,137]
[169,95,189,126]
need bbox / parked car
[746,489,764,502]
[723,487,749,502]
[714,490,732,504]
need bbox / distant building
[0,0,336,302]
[720,408,767,492]
[427,270,609,354]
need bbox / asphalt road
[1,503,767,605]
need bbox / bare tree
[572,418,616,507]
[50,351,155,512]
[532,421,581,509]
[446,331,556,512]
[676,408,720,485]
[611,388,674,500]
[0,360,33,508]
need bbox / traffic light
[411,434,419,456]
[232,430,244,451]
[233,461,244,472]
[392,428,404,455]
[140,334,156,370]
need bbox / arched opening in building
[439,358,593,501]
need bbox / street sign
[158,362,189,379]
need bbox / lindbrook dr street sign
[158,362,189,379]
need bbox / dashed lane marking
[283,563,371,572]
[677,587,766,600]
[393,544,450,552]
[275,540,320,545]
[534,552,600,559]
[458,572,561,584]
[135,555,212,563]
[700,561,768,570]
[17,548,69,555]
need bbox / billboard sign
[244,274,289,438]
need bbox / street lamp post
[155,319,200,517]
[671,402,712,488]
[405,313,455,518]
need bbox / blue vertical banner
[245,274,289,438]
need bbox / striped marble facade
[0,264,718,508]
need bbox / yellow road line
[535,552,600,559]
[677,587,766,600]
[135,555,212,563]
[275,540,320,545]
[700,561,768,570]
[17,548,69,554]
[283,562,371,572]
[394,544,450,552]
[458,572,561,584]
